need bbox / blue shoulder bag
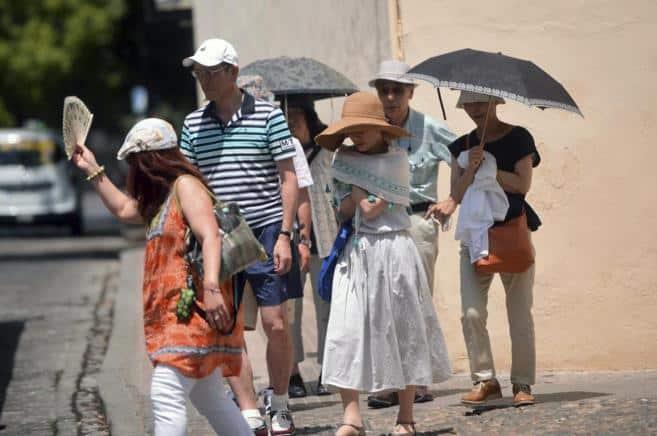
[317,219,353,302]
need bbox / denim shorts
[235,221,302,307]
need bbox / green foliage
[0,0,128,129]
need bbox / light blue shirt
[395,108,457,205]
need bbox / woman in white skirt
[315,92,451,436]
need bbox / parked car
[0,128,83,234]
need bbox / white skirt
[322,230,451,392]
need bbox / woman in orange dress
[72,118,251,435]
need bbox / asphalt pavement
[0,190,135,435]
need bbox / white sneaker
[270,409,296,436]
[241,413,267,436]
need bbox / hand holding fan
[62,96,93,159]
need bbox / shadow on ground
[0,320,25,423]
[291,400,343,412]
[0,250,122,262]
[463,391,609,415]
[430,388,469,398]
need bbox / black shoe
[288,373,307,398]
[315,371,331,396]
[414,391,434,403]
[367,391,399,409]
[316,377,331,396]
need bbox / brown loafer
[461,379,503,405]
[513,384,535,406]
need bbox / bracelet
[204,287,221,294]
[278,229,292,239]
[86,165,105,181]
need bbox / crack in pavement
[70,270,118,436]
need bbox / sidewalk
[99,247,657,435]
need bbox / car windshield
[0,138,58,167]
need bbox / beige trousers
[459,245,536,386]
[407,213,439,293]
[289,255,330,365]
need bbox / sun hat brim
[456,91,505,108]
[315,117,409,151]
[368,75,418,88]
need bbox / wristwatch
[298,237,312,249]
[278,229,292,239]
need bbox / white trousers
[150,365,252,436]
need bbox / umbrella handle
[476,98,494,149]
[436,88,447,120]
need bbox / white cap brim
[182,55,225,68]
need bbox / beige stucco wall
[191,0,657,372]
[191,0,390,122]
[399,0,657,373]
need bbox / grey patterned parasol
[240,56,358,100]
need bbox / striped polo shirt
[180,92,296,229]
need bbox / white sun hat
[456,90,505,108]
[116,118,177,160]
[182,38,239,68]
[368,60,417,87]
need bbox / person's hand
[203,284,231,332]
[273,236,292,275]
[467,146,485,171]
[71,143,100,176]
[425,197,457,229]
[297,242,311,272]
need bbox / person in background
[428,90,541,407]
[71,118,251,436]
[180,39,299,436]
[368,60,456,407]
[284,95,337,397]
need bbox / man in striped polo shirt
[181,38,299,436]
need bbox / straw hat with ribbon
[315,92,409,151]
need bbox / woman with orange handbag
[428,90,541,407]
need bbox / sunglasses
[376,84,408,96]
[190,64,230,80]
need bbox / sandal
[389,421,416,436]
[337,422,366,436]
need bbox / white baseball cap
[182,38,239,68]
[117,118,178,160]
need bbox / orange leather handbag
[463,133,534,274]
[475,212,534,274]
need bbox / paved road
[0,191,135,435]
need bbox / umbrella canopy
[407,49,582,116]
[240,56,358,100]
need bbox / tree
[0,0,128,129]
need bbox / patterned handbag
[185,197,268,282]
